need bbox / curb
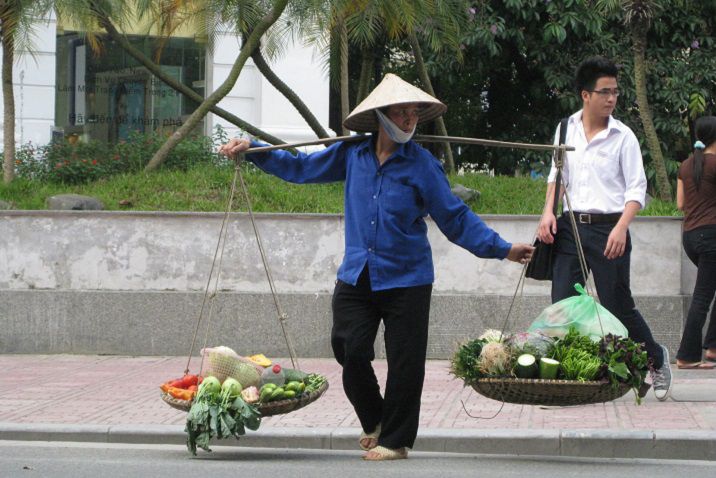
[2,423,715,461]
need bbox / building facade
[1,13,331,148]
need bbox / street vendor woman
[219,73,534,461]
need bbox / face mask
[375,109,416,144]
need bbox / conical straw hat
[343,73,447,133]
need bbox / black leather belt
[568,212,622,224]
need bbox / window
[55,33,206,143]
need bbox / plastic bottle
[261,364,286,386]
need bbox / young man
[537,56,673,400]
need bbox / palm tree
[145,0,288,171]
[329,0,469,173]
[1,0,52,184]
[598,0,671,200]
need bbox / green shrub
[10,128,222,185]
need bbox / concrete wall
[0,211,693,358]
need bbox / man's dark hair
[574,56,619,94]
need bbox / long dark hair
[693,116,716,189]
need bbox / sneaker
[650,344,673,401]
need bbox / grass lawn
[0,162,680,217]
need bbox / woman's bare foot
[676,360,715,369]
[359,424,381,451]
[363,446,408,461]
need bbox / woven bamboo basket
[161,380,329,416]
[471,377,634,406]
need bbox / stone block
[45,194,104,210]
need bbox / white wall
[209,31,331,143]
[0,16,57,146]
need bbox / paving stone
[1,355,715,460]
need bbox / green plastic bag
[527,284,628,341]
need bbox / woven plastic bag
[200,346,262,388]
[527,284,628,341]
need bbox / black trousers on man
[551,214,665,369]
[331,266,432,450]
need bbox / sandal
[363,445,408,461]
[677,361,716,369]
[359,424,381,451]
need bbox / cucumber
[515,354,538,378]
[283,368,309,383]
[269,387,286,401]
[539,357,560,379]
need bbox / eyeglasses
[589,88,620,98]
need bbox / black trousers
[678,225,716,362]
[551,215,664,369]
[331,267,432,449]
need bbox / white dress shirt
[547,110,647,214]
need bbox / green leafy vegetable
[450,338,487,384]
[185,378,262,455]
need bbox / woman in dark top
[675,115,716,369]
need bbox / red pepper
[167,387,194,401]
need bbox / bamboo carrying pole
[243,134,574,154]
[215,133,572,375]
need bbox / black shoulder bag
[525,117,568,281]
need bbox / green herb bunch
[600,333,649,403]
[450,338,487,384]
[560,348,602,381]
[550,327,600,362]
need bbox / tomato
[180,374,199,388]
[188,385,198,392]
[169,379,185,389]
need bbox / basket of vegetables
[160,347,329,417]
[451,328,650,406]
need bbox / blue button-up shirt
[247,137,511,291]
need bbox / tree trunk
[250,46,328,138]
[632,23,671,201]
[408,33,454,173]
[355,50,374,104]
[338,17,349,135]
[145,0,289,171]
[95,11,285,145]
[2,23,15,184]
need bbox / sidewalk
[1,354,715,460]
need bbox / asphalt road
[2,441,716,478]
